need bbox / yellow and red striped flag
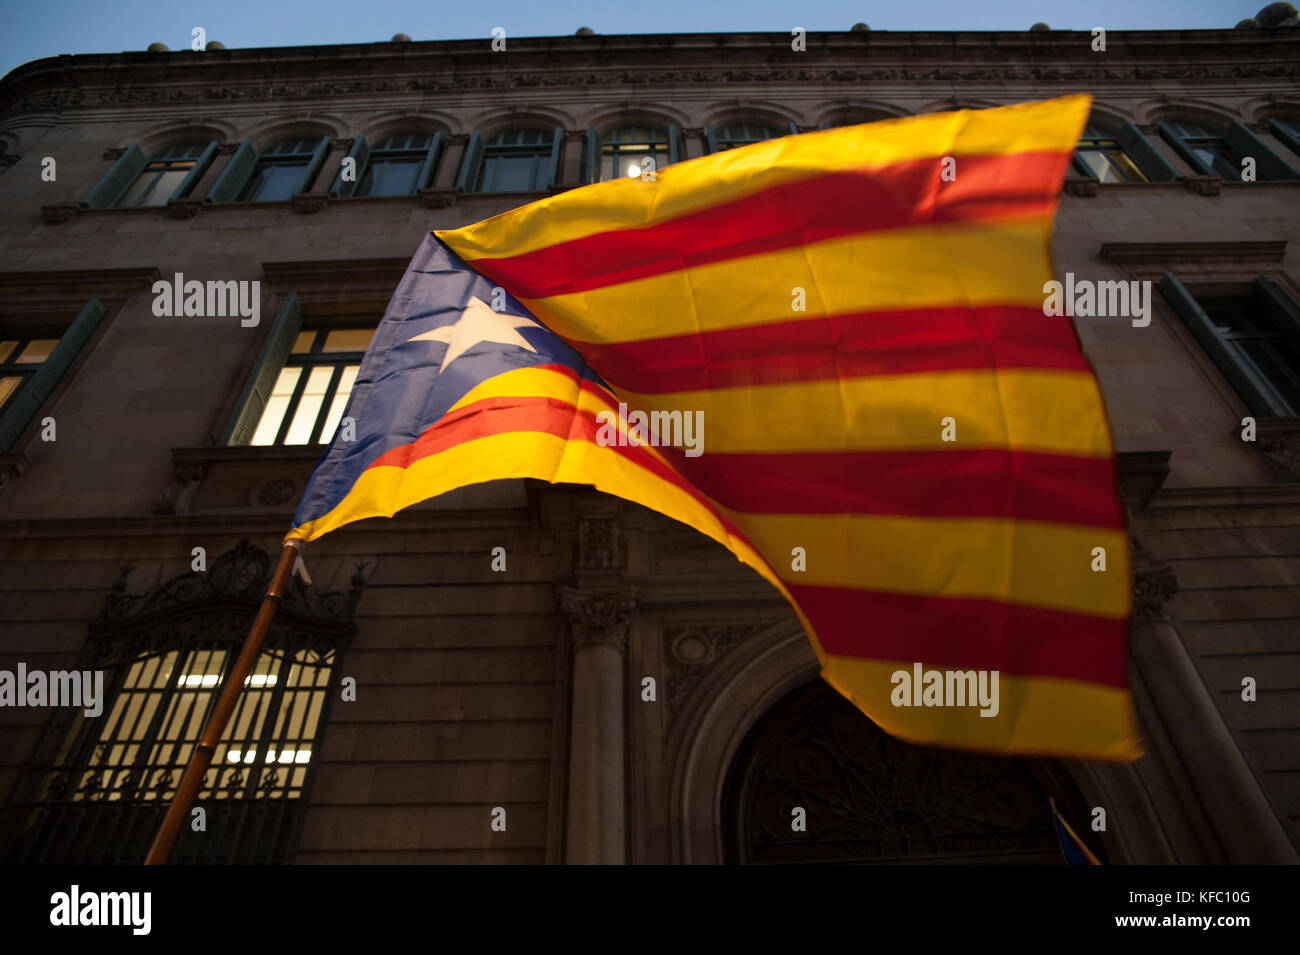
[293,93,1139,760]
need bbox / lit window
[250,327,371,446]
[116,143,211,207]
[0,337,60,412]
[1072,124,1147,183]
[593,126,672,182]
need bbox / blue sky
[0,0,1252,81]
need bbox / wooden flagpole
[144,539,302,865]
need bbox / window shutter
[1156,121,1215,176]
[704,124,718,154]
[222,293,303,446]
[1157,273,1278,417]
[414,133,444,191]
[455,131,483,192]
[787,121,799,137]
[1117,122,1180,182]
[81,145,146,208]
[1225,122,1298,181]
[168,140,219,201]
[544,127,563,189]
[1267,119,1300,157]
[585,127,601,184]
[330,135,369,198]
[668,124,680,165]
[1253,277,1300,354]
[206,141,258,204]
[0,299,106,452]
[292,137,332,195]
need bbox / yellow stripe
[822,655,1140,760]
[617,368,1113,457]
[517,217,1053,345]
[446,365,584,414]
[723,511,1130,618]
[437,94,1091,260]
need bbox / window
[1159,274,1300,417]
[332,132,444,198]
[1072,123,1146,183]
[706,121,794,153]
[249,327,370,446]
[1157,118,1298,181]
[459,128,562,193]
[82,141,218,209]
[206,137,332,204]
[587,125,677,183]
[1267,118,1300,158]
[0,337,59,412]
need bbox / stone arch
[132,119,239,155]
[357,110,454,143]
[1135,98,1243,127]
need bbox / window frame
[586,124,680,183]
[251,327,369,447]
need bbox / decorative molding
[0,152,20,168]
[445,133,470,147]
[0,266,159,323]
[1132,562,1179,625]
[0,452,31,494]
[153,460,208,515]
[663,622,770,709]
[417,187,456,208]
[101,146,126,160]
[254,476,297,507]
[1098,240,1287,265]
[1183,174,1222,196]
[332,137,355,150]
[577,514,622,571]
[1254,416,1300,480]
[559,587,638,654]
[165,197,203,219]
[290,192,329,214]
[216,142,241,155]
[564,129,586,142]
[1063,175,1100,197]
[40,203,78,224]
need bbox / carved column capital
[564,128,587,142]
[445,133,471,147]
[1132,563,1179,625]
[577,514,622,571]
[559,587,638,654]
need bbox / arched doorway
[722,680,1103,864]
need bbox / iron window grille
[250,326,373,446]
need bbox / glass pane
[118,171,161,208]
[360,158,421,196]
[249,366,302,446]
[283,366,333,444]
[0,376,22,409]
[290,331,316,354]
[16,339,57,363]
[319,365,359,443]
[480,153,544,192]
[1240,342,1300,414]
[0,341,16,363]
[321,329,373,353]
[242,163,305,202]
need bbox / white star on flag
[408,295,542,372]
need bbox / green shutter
[330,135,370,198]
[1267,119,1300,158]
[1117,122,1180,182]
[1225,122,1298,181]
[168,140,219,201]
[787,121,799,137]
[414,133,444,191]
[586,127,601,184]
[81,145,146,208]
[222,293,303,445]
[0,299,106,452]
[206,141,258,203]
[455,131,483,192]
[1157,273,1279,417]
[544,127,563,189]
[704,124,718,154]
[1253,277,1300,354]
[668,124,680,165]
[292,137,332,195]
[1156,121,1215,176]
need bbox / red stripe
[576,304,1088,392]
[658,448,1124,528]
[790,583,1128,686]
[469,151,1071,299]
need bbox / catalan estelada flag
[1050,798,1103,865]
[288,94,1140,760]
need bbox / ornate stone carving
[41,203,78,224]
[254,477,297,506]
[559,587,638,654]
[663,621,769,708]
[333,137,355,150]
[1183,175,1222,196]
[290,192,329,214]
[216,142,241,155]
[1255,418,1300,479]
[0,152,20,168]
[153,462,207,515]
[564,129,587,142]
[1132,563,1179,625]
[165,197,203,219]
[445,133,470,147]
[577,515,621,571]
[418,187,457,208]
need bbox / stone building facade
[0,26,1297,864]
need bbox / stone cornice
[2,30,1297,116]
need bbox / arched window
[82,141,218,209]
[706,121,795,153]
[1073,121,1148,183]
[331,132,443,198]
[1157,117,1297,181]
[458,128,563,194]
[587,125,677,183]
[236,138,331,202]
